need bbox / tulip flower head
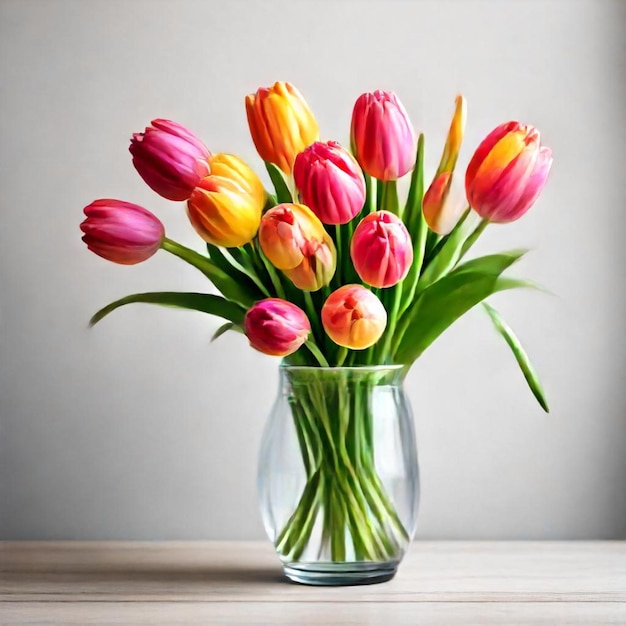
[350,90,415,181]
[245,298,311,357]
[259,203,336,291]
[465,121,553,223]
[322,285,387,350]
[129,119,211,201]
[350,211,413,288]
[293,141,366,225]
[423,95,468,235]
[245,81,319,174]
[80,199,164,265]
[186,153,264,248]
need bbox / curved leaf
[265,161,293,204]
[482,302,549,412]
[90,292,246,327]
[161,239,257,307]
[395,272,533,364]
[210,321,243,342]
[452,249,528,277]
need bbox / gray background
[1,0,624,540]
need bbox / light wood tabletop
[1,541,625,624]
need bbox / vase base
[283,561,398,586]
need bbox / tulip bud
[293,141,366,225]
[350,90,415,181]
[350,211,413,288]
[423,95,467,235]
[245,82,319,174]
[80,199,164,265]
[129,119,211,201]
[322,285,387,350]
[186,154,264,248]
[259,203,336,291]
[465,121,553,223]
[245,298,310,357]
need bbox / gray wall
[1,0,624,541]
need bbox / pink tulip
[129,119,211,201]
[350,90,415,181]
[322,285,387,350]
[465,121,553,223]
[245,298,311,357]
[350,211,413,288]
[80,199,165,265]
[293,141,366,224]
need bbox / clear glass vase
[257,365,420,586]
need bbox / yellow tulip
[423,95,467,235]
[186,154,264,247]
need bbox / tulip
[322,285,387,350]
[259,203,336,291]
[465,121,553,223]
[186,153,264,248]
[423,95,467,234]
[245,298,310,357]
[293,141,366,225]
[80,199,164,265]
[245,81,319,174]
[129,119,211,201]
[350,90,415,181]
[350,211,413,288]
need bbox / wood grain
[1,541,625,624]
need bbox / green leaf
[265,161,293,204]
[416,208,471,290]
[395,271,531,364]
[90,292,246,327]
[210,321,243,342]
[482,302,549,412]
[452,249,528,277]
[206,244,268,298]
[161,239,258,307]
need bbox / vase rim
[279,364,406,372]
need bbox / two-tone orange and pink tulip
[259,203,336,291]
[466,121,552,223]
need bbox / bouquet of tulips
[81,82,552,563]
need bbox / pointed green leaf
[482,302,549,412]
[416,208,471,290]
[265,161,293,204]
[452,249,528,277]
[210,321,243,342]
[395,272,532,364]
[90,292,246,327]
[161,239,257,307]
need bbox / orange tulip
[322,285,387,350]
[245,82,319,174]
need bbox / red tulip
[245,298,310,357]
[130,119,211,201]
[466,121,553,223]
[293,141,366,224]
[350,211,413,288]
[322,285,387,350]
[80,199,164,265]
[350,90,415,181]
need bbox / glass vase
[257,365,419,586]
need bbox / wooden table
[1,541,625,624]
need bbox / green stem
[259,252,286,299]
[305,340,329,367]
[459,217,490,260]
